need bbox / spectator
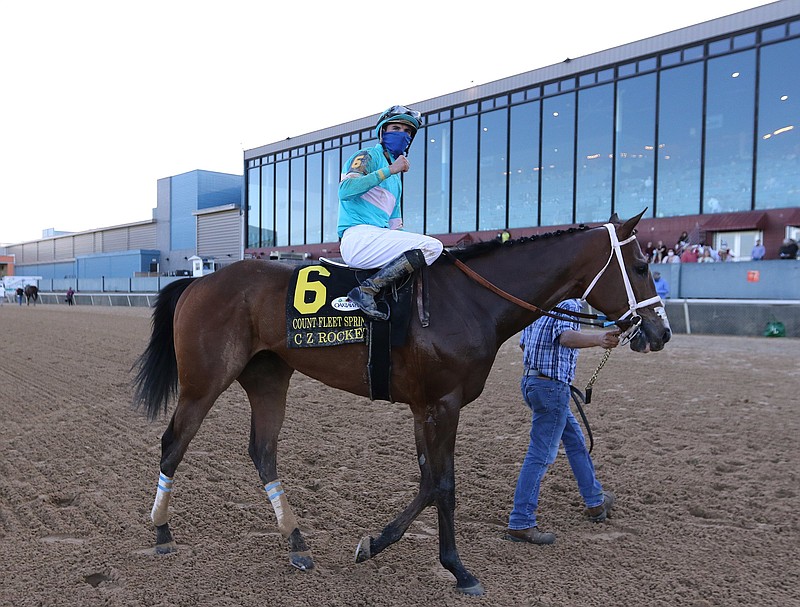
[680,244,699,263]
[16,287,24,305]
[698,247,715,263]
[778,238,798,260]
[751,239,766,261]
[675,231,689,254]
[662,249,680,264]
[719,248,735,262]
[65,287,75,306]
[653,241,667,264]
[652,271,670,300]
[643,241,654,263]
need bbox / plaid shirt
[519,299,582,385]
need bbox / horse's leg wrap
[151,472,173,526]
[265,480,313,570]
[264,480,299,537]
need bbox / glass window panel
[306,153,322,244]
[708,38,730,56]
[275,161,289,246]
[618,62,636,77]
[541,93,575,226]
[290,157,305,245]
[790,20,800,36]
[559,78,575,92]
[639,57,657,72]
[615,73,656,219]
[260,164,275,247]
[341,143,359,167]
[704,50,756,213]
[452,116,478,232]
[661,51,681,67]
[657,63,704,217]
[466,103,478,114]
[526,86,541,99]
[454,106,465,117]
[511,91,526,103]
[247,166,261,248]
[426,122,451,234]
[323,149,340,242]
[756,38,800,210]
[598,69,614,83]
[576,84,614,223]
[403,126,426,234]
[544,82,559,95]
[479,108,508,231]
[683,45,704,61]
[495,95,508,107]
[579,73,595,87]
[480,99,495,111]
[733,32,756,49]
[761,24,785,42]
[509,101,540,229]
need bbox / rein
[443,222,660,335]
[441,249,610,327]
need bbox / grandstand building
[244,1,800,262]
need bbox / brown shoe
[505,526,556,545]
[586,491,615,523]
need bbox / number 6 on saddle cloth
[286,259,421,401]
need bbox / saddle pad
[286,264,366,348]
[285,263,415,349]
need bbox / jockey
[338,105,444,321]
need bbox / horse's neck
[458,232,601,342]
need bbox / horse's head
[582,211,671,353]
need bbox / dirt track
[1,303,798,607]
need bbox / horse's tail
[132,278,196,421]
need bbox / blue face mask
[382,131,412,158]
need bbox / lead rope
[584,347,612,404]
[570,347,612,454]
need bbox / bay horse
[24,285,39,306]
[133,212,670,595]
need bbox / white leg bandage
[264,480,298,537]
[151,472,173,526]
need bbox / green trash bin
[764,320,786,337]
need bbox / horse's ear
[617,208,647,239]
[608,212,621,225]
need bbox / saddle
[285,258,428,401]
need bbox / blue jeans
[508,376,604,530]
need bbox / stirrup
[348,287,390,321]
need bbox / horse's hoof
[289,551,314,571]
[457,581,485,596]
[354,536,371,563]
[154,541,177,555]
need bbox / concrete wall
[662,299,799,338]
[652,260,800,300]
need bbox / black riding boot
[348,249,427,321]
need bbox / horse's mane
[446,224,591,262]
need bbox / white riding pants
[340,225,443,269]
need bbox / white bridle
[581,223,664,342]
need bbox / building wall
[4,170,242,280]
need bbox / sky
[0,0,777,244]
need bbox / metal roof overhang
[701,211,767,231]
